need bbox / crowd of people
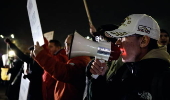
[0,14,170,100]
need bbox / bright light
[86,36,90,39]
[85,36,92,40]
[11,34,14,38]
[8,50,15,57]
[0,35,4,38]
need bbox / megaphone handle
[91,74,99,79]
[91,57,105,79]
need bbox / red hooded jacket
[34,49,91,100]
[41,37,68,100]
[42,49,68,100]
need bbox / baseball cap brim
[105,29,135,38]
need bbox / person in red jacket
[33,34,91,100]
[42,39,68,100]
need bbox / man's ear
[140,35,150,48]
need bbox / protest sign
[27,0,44,46]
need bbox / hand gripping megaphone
[69,31,121,79]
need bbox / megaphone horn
[69,31,120,61]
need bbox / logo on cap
[137,25,151,34]
[122,16,131,27]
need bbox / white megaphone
[69,31,120,61]
[69,31,121,79]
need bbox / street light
[0,34,15,39]
[0,35,4,38]
[11,34,14,39]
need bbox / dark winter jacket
[7,42,43,100]
[84,46,170,100]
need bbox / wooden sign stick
[83,0,93,26]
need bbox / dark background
[1,0,170,54]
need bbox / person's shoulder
[140,58,169,65]
[58,49,66,54]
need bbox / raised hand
[33,41,44,57]
[89,24,97,37]
[4,38,12,44]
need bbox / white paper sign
[2,54,8,66]
[19,73,30,100]
[23,62,28,75]
[27,0,44,46]
[44,31,54,41]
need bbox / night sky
[1,0,170,54]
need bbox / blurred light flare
[8,50,15,57]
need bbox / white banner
[44,31,54,41]
[27,0,44,46]
[2,54,8,66]
[19,73,30,100]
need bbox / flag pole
[83,0,93,26]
